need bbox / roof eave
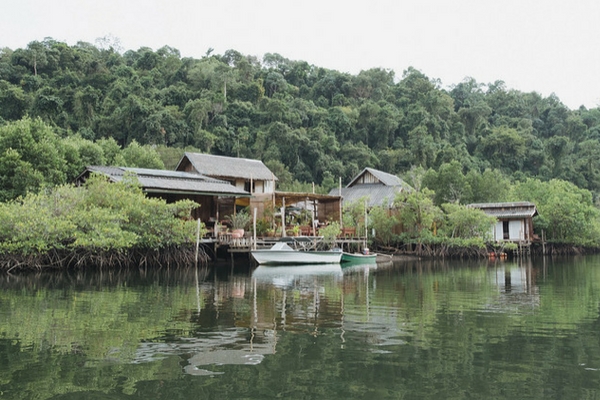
[143,188,252,198]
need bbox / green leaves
[0,174,200,255]
[441,203,496,240]
[511,178,600,245]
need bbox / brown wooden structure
[250,191,343,236]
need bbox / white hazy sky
[2,0,599,110]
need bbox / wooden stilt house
[467,202,538,243]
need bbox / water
[2,256,600,399]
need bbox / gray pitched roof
[177,152,277,181]
[80,166,250,197]
[468,202,538,219]
[347,167,407,188]
[331,167,412,208]
[329,185,407,208]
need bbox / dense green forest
[2,38,600,197]
[2,38,600,252]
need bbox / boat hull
[341,252,377,265]
[251,249,342,265]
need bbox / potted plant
[292,224,301,236]
[226,211,251,238]
[256,218,270,237]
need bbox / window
[503,221,510,240]
[244,180,255,193]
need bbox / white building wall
[493,223,503,241]
[254,180,264,194]
[490,219,526,241]
[508,220,524,241]
[263,180,275,193]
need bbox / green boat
[341,252,377,265]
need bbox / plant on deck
[226,210,251,230]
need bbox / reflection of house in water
[131,265,409,374]
[130,269,344,375]
[488,262,540,311]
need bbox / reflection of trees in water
[3,258,600,398]
[0,265,212,292]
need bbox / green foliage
[0,117,68,201]
[476,126,527,172]
[2,39,599,196]
[0,174,200,255]
[0,119,173,202]
[368,205,397,246]
[395,188,443,242]
[120,140,166,169]
[422,160,472,205]
[441,203,496,240]
[2,40,600,248]
[466,168,511,204]
[511,178,600,245]
[342,197,369,234]
[225,210,251,230]
[0,80,29,120]
[318,221,341,247]
[255,218,271,235]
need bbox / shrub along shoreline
[0,245,202,273]
[0,173,207,272]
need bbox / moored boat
[341,252,377,265]
[251,242,343,265]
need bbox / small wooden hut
[468,202,538,243]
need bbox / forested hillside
[1,38,600,200]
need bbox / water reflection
[1,257,600,399]
[252,264,344,286]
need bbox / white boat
[251,242,343,265]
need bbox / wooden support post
[282,197,286,237]
[339,177,343,229]
[542,230,546,255]
[195,218,201,267]
[253,207,257,250]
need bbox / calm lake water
[2,256,600,399]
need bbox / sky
[1,0,599,110]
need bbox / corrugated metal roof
[477,209,537,219]
[329,185,406,208]
[82,166,250,197]
[178,152,277,181]
[468,201,536,209]
[468,202,538,219]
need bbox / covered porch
[244,191,343,237]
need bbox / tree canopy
[2,39,600,248]
[1,39,600,196]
